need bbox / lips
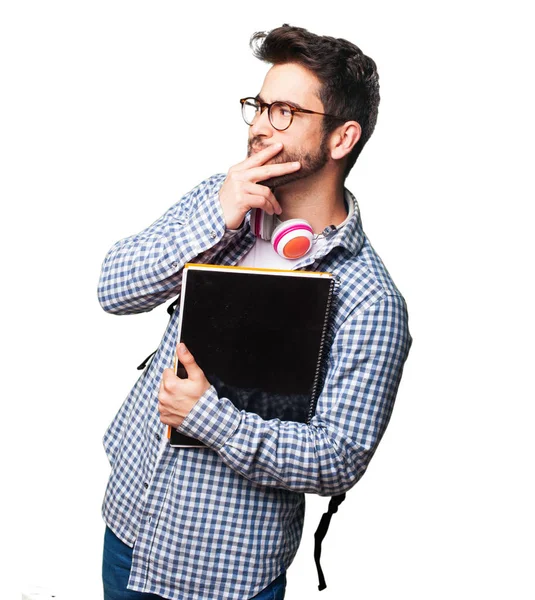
[251,144,268,153]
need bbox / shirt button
[171,262,178,268]
[144,482,149,489]
[210,231,217,239]
[156,433,161,441]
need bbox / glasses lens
[242,99,259,125]
[269,102,292,130]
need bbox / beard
[247,135,330,189]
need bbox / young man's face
[247,62,331,189]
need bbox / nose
[250,105,274,139]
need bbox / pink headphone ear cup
[251,212,314,259]
[271,219,314,259]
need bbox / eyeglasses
[240,97,345,131]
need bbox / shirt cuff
[177,386,242,450]
[185,188,228,255]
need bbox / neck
[274,169,348,233]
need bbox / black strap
[136,297,181,370]
[314,493,346,591]
[166,298,180,316]
[136,349,157,371]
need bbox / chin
[260,171,307,189]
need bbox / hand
[219,143,301,229]
[158,343,211,429]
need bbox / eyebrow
[255,94,307,111]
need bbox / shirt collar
[241,186,365,263]
[306,188,365,260]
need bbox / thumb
[177,343,204,380]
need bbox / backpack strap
[314,493,346,591]
[136,297,181,370]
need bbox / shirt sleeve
[97,174,230,315]
[178,292,412,497]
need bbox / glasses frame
[240,97,346,131]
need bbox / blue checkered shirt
[99,173,411,600]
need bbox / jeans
[103,527,286,599]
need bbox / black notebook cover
[169,264,335,447]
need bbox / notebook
[168,263,335,447]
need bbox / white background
[3,1,533,599]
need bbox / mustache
[248,136,266,151]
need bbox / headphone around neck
[250,209,338,260]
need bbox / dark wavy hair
[250,24,380,178]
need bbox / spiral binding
[306,276,337,424]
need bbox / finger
[161,367,176,386]
[245,161,301,184]
[159,369,179,398]
[237,195,276,215]
[159,373,170,397]
[247,195,283,216]
[243,183,282,214]
[176,343,204,381]
[232,143,284,171]
[157,389,167,412]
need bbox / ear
[329,121,362,161]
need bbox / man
[99,24,411,600]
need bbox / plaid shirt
[99,173,411,600]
